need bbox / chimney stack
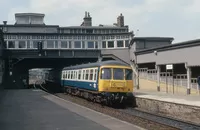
[3,21,7,25]
[117,13,124,27]
[83,11,92,26]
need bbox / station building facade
[0,12,134,64]
[130,38,200,95]
[0,12,135,87]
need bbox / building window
[18,35,22,39]
[33,41,39,48]
[47,41,54,48]
[102,41,106,48]
[78,36,81,40]
[61,41,68,48]
[117,41,124,47]
[27,41,31,48]
[55,41,58,48]
[6,35,10,39]
[4,35,7,39]
[69,41,72,48]
[73,36,77,39]
[82,41,85,48]
[108,41,114,48]
[95,42,98,49]
[18,41,26,48]
[22,36,27,39]
[74,41,81,48]
[125,40,129,47]
[8,41,15,48]
[86,29,93,34]
[88,41,94,48]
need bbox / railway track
[36,82,200,130]
[120,108,200,130]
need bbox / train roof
[63,60,130,70]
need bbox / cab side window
[101,68,111,79]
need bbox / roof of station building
[135,38,200,55]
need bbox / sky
[0,0,200,43]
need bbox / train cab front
[98,66,134,106]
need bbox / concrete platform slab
[134,90,200,107]
[0,89,144,130]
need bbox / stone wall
[135,97,200,124]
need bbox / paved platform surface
[0,89,144,130]
[134,89,200,107]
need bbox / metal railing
[138,68,200,94]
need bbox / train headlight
[93,83,96,88]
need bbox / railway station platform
[133,89,200,124]
[133,89,200,107]
[0,89,143,130]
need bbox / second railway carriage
[61,60,134,106]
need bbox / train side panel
[61,67,99,92]
[62,80,98,91]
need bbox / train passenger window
[82,70,85,80]
[85,70,89,80]
[78,70,81,80]
[89,69,93,80]
[62,72,65,79]
[94,69,97,81]
[75,71,77,79]
[75,71,78,80]
[73,71,76,80]
[113,68,124,80]
[65,71,67,79]
[71,71,73,79]
[101,68,111,79]
[68,71,71,79]
[125,69,133,80]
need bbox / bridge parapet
[3,49,101,58]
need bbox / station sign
[166,64,173,70]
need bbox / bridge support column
[186,66,191,95]
[2,59,14,89]
[98,56,102,62]
[2,58,29,89]
[156,65,161,92]
[130,60,139,89]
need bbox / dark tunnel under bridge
[2,57,114,89]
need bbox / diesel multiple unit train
[45,60,134,106]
